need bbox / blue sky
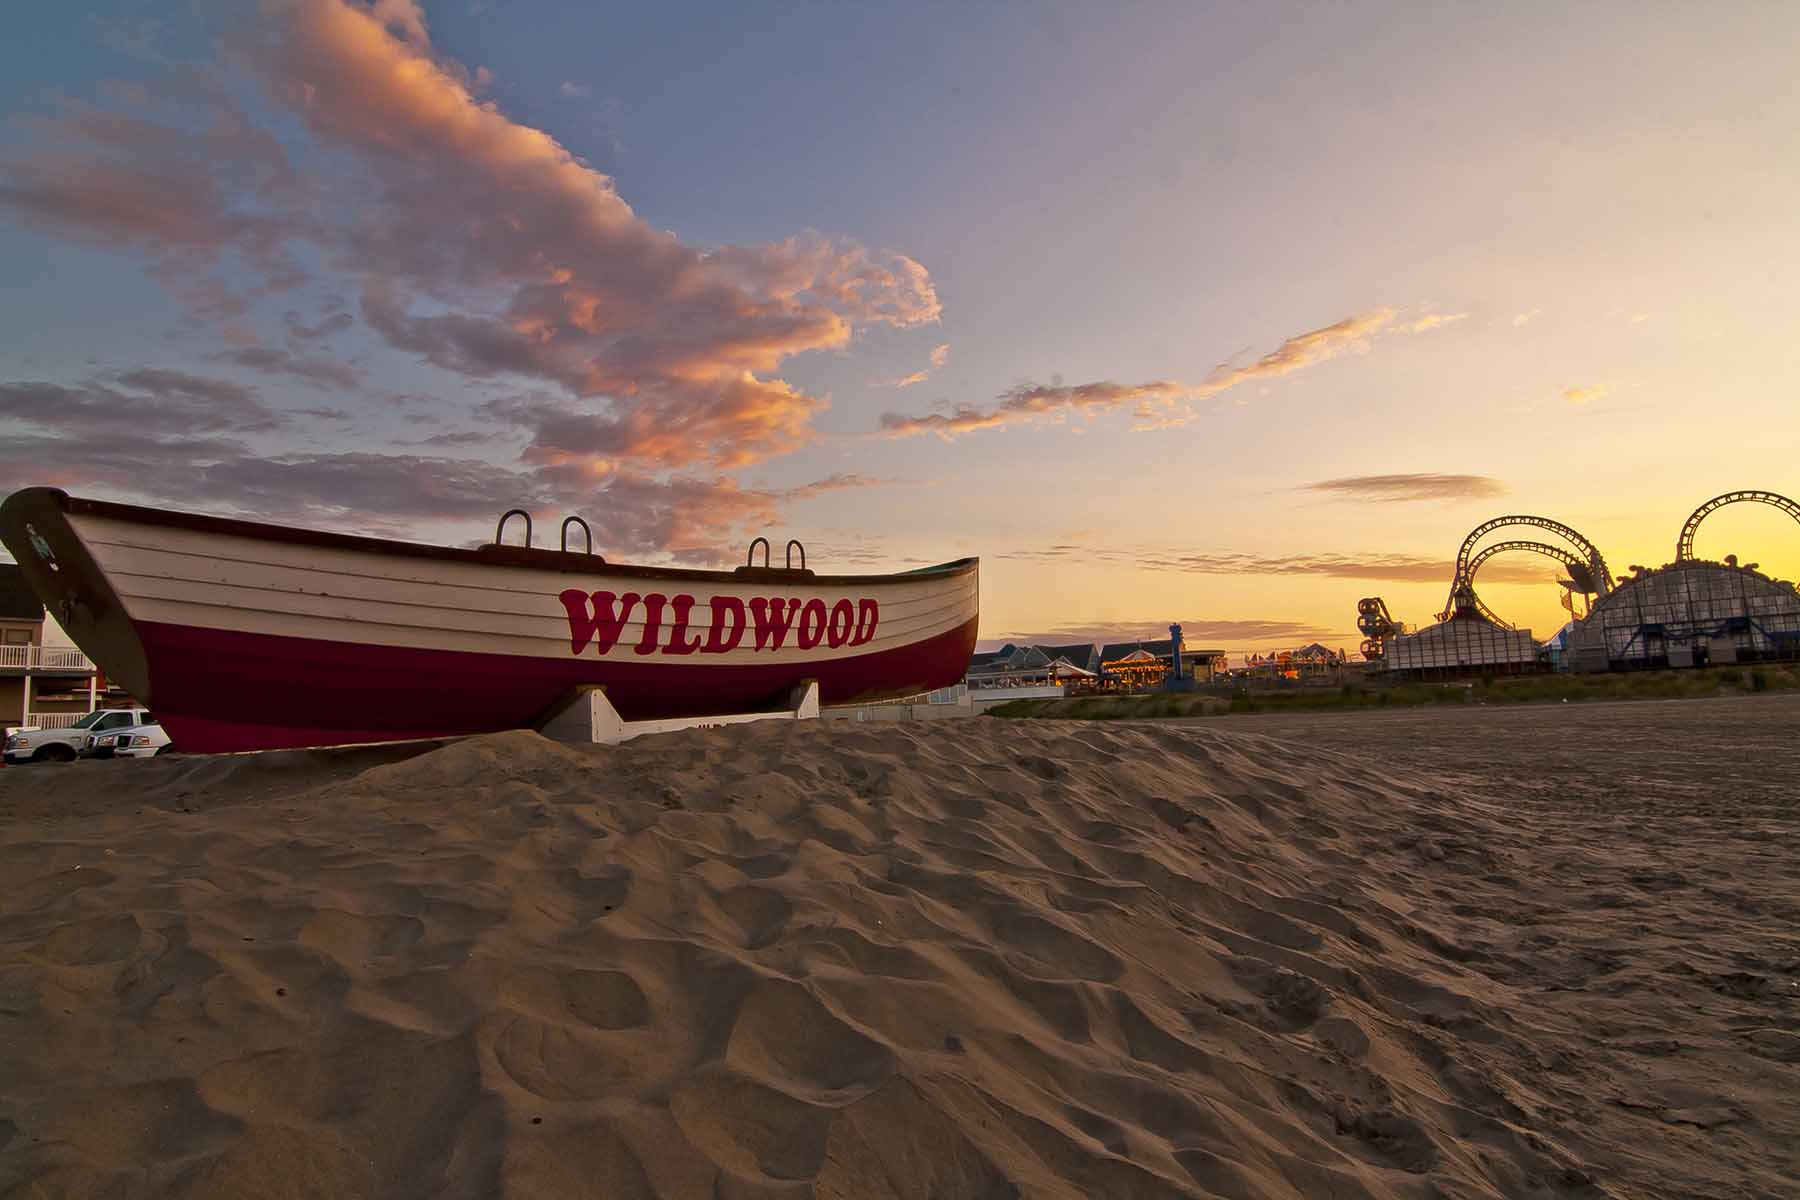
[3,1,1797,653]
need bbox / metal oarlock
[495,508,532,548]
[561,515,600,559]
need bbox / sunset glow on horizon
[2,1,1796,659]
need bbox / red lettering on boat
[797,598,827,650]
[705,596,746,653]
[827,599,854,648]
[560,589,640,655]
[749,597,801,650]
[634,593,668,655]
[564,590,878,657]
[851,598,879,646]
[664,594,702,655]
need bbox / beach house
[0,563,103,729]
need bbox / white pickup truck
[4,708,151,764]
[81,721,173,759]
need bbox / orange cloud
[878,308,1429,441]
[878,341,952,389]
[1198,308,1396,392]
[880,379,1186,439]
[1400,311,1468,333]
[1562,384,1610,406]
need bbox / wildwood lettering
[559,591,879,656]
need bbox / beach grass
[984,663,1800,719]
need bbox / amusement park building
[1097,638,1228,685]
[1562,559,1800,671]
[1384,615,1538,679]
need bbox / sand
[1,694,1796,1199]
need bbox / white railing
[24,712,88,729]
[0,645,94,671]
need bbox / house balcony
[0,645,96,674]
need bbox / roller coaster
[1436,514,1613,627]
[1675,490,1800,563]
[1359,489,1798,657]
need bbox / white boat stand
[537,680,821,745]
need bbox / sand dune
[2,695,1797,1198]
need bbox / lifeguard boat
[0,488,978,753]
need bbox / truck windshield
[70,712,106,730]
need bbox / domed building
[1563,559,1800,672]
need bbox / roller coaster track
[1439,516,1612,623]
[1455,540,1584,629]
[1675,490,1800,562]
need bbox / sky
[2,0,1797,658]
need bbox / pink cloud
[0,0,938,477]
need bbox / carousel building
[1097,637,1227,687]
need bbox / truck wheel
[155,745,175,757]
[33,744,77,763]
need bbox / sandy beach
[2,694,1795,1199]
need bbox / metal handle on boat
[746,536,771,568]
[785,539,806,570]
[561,516,600,559]
[496,509,532,548]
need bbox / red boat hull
[0,488,982,754]
[139,615,978,753]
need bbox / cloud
[878,307,1458,441]
[0,371,278,439]
[517,469,889,562]
[1298,473,1508,503]
[0,371,283,507]
[212,346,362,390]
[1130,551,1551,585]
[881,379,1189,439]
[992,545,1554,585]
[783,472,886,499]
[0,91,311,306]
[1199,308,1396,392]
[0,0,939,477]
[405,429,506,448]
[558,81,590,98]
[1512,308,1541,327]
[283,305,354,342]
[883,341,952,387]
[0,372,884,559]
[1400,312,1468,333]
[1562,384,1610,406]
